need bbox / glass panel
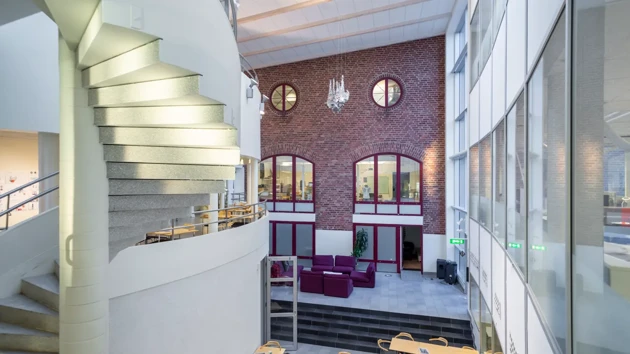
[275,156,293,201]
[493,0,506,39]
[458,116,466,152]
[377,263,397,273]
[480,297,493,352]
[294,203,314,212]
[285,85,297,110]
[470,144,480,220]
[296,224,313,258]
[493,120,506,244]
[275,223,293,256]
[507,93,526,273]
[259,158,274,201]
[492,323,503,353]
[378,155,397,203]
[356,225,374,260]
[355,203,376,214]
[295,158,313,201]
[573,2,630,353]
[459,158,467,208]
[470,277,481,328]
[470,5,480,84]
[372,79,386,107]
[377,226,397,262]
[271,86,283,111]
[527,14,566,351]
[479,135,492,229]
[269,222,273,254]
[479,0,493,69]
[387,79,401,106]
[458,69,466,115]
[356,157,375,201]
[400,157,420,203]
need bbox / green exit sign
[531,245,546,251]
[450,238,466,245]
[508,242,522,249]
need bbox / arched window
[259,155,314,212]
[270,84,298,112]
[354,153,422,215]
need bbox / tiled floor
[271,270,469,320]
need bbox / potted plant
[351,228,369,264]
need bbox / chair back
[377,339,391,352]
[394,332,415,341]
[429,337,448,346]
[313,255,334,266]
[261,341,282,348]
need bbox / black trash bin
[445,261,458,285]
[436,259,447,279]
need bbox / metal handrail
[0,171,59,200]
[240,53,258,83]
[0,187,59,219]
[221,0,238,38]
[191,200,266,215]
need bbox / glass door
[354,224,400,273]
[266,256,298,351]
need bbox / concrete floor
[271,270,469,320]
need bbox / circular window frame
[270,83,299,113]
[370,77,404,109]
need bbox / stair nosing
[0,295,58,317]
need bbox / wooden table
[145,227,197,242]
[254,345,285,354]
[389,338,475,354]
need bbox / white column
[38,132,59,213]
[246,159,254,204]
[58,35,109,354]
[209,193,219,233]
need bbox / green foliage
[351,229,369,258]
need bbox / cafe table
[254,342,285,354]
[389,337,476,354]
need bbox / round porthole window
[271,84,298,112]
[371,78,402,108]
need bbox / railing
[240,53,258,84]
[0,171,59,230]
[138,201,268,245]
[220,0,238,38]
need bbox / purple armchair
[333,255,356,274]
[300,271,324,294]
[323,273,353,298]
[311,255,334,272]
[350,262,376,288]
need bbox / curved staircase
[0,263,59,353]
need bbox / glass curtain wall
[507,94,527,272]
[573,0,630,353]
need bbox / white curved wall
[109,216,269,354]
[240,73,262,159]
[100,0,241,126]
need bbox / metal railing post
[4,194,9,229]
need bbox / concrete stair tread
[22,274,59,296]
[0,296,58,317]
[0,322,56,337]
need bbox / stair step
[94,106,225,127]
[107,163,235,181]
[0,322,58,353]
[82,40,196,88]
[109,207,193,228]
[108,180,225,195]
[53,260,59,280]
[21,274,59,311]
[103,145,240,165]
[0,295,58,334]
[99,126,237,148]
[88,76,219,107]
[271,328,379,353]
[109,194,210,212]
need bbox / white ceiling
[237,0,456,69]
[0,0,40,27]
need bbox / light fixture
[326,75,350,113]
[260,95,269,116]
[246,78,259,99]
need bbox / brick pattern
[258,37,446,233]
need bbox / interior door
[266,256,298,351]
[376,226,399,272]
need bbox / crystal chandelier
[326,75,350,113]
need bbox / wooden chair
[260,341,282,348]
[377,339,391,351]
[338,352,351,354]
[429,337,448,346]
[183,223,198,236]
[394,332,415,341]
[463,346,477,351]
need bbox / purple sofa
[333,255,356,274]
[350,262,376,288]
[300,270,324,294]
[323,273,354,298]
[311,255,334,272]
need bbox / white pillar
[246,159,259,205]
[209,193,219,233]
[58,35,109,354]
[38,132,59,213]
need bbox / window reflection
[479,136,492,229]
[493,121,506,243]
[275,156,293,201]
[356,157,375,201]
[507,94,526,273]
[470,144,480,220]
[259,158,274,201]
[378,155,397,203]
[401,157,421,203]
[295,158,313,201]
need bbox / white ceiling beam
[242,13,450,57]
[238,0,432,43]
[238,0,332,24]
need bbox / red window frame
[352,224,424,274]
[260,155,315,213]
[371,78,403,108]
[270,84,297,112]
[353,153,423,215]
[269,221,316,261]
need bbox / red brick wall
[258,37,446,234]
